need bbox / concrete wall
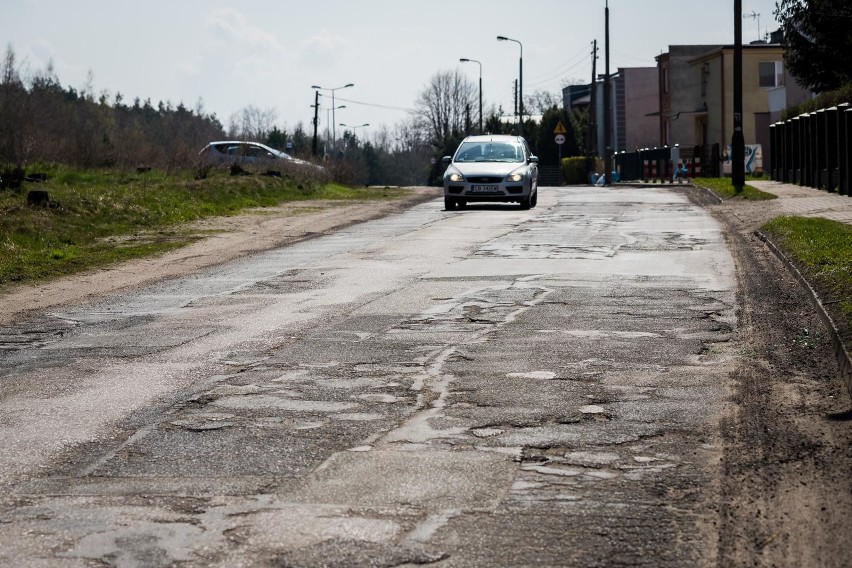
[621,67,659,150]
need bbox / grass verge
[692,176,777,200]
[0,165,410,289]
[761,215,852,341]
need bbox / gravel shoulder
[0,186,441,326]
[683,185,852,567]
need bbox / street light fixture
[311,83,354,153]
[459,58,483,133]
[339,123,370,129]
[319,105,346,154]
[497,36,523,135]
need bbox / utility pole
[311,90,320,157]
[589,40,598,159]
[603,0,612,185]
[732,0,745,190]
[514,79,518,127]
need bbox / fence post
[791,116,801,184]
[770,123,779,180]
[826,107,839,191]
[835,104,849,196]
[844,108,852,196]
[816,108,827,189]
[782,118,792,183]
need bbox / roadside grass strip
[0,165,408,288]
[692,176,777,200]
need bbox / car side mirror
[442,156,451,165]
[529,155,539,164]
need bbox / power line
[334,96,413,112]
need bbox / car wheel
[519,196,531,210]
[530,191,538,208]
[444,197,456,210]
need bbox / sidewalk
[748,180,852,224]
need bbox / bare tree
[413,69,475,147]
[526,89,561,116]
[227,105,278,141]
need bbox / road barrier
[614,145,705,183]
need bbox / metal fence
[770,103,851,196]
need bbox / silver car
[198,141,325,175]
[442,134,539,210]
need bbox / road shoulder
[0,187,441,325]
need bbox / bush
[560,156,602,185]
[782,84,852,120]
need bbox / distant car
[442,134,539,210]
[198,141,323,174]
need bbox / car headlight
[448,172,465,183]
[506,171,524,182]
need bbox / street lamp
[497,36,523,134]
[339,123,370,130]
[459,58,482,133]
[311,83,354,153]
[321,105,346,155]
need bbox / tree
[526,90,562,116]
[413,69,475,148]
[774,0,852,92]
[228,105,278,140]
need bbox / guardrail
[770,103,851,196]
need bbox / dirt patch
[0,187,441,326]
[682,186,852,567]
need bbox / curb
[688,182,724,204]
[755,230,852,403]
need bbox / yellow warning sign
[553,121,567,134]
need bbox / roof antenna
[743,10,761,42]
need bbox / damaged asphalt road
[0,185,848,567]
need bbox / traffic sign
[554,134,566,145]
[553,121,567,135]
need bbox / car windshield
[454,141,524,163]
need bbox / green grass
[0,165,410,288]
[761,216,852,328]
[691,177,777,200]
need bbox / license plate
[470,185,497,193]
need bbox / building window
[759,61,784,88]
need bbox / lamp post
[311,83,354,153]
[321,105,346,155]
[459,58,482,133]
[497,36,523,135]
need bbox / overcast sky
[3,0,780,139]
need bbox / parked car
[198,141,324,175]
[442,134,539,210]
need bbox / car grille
[466,176,503,184]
